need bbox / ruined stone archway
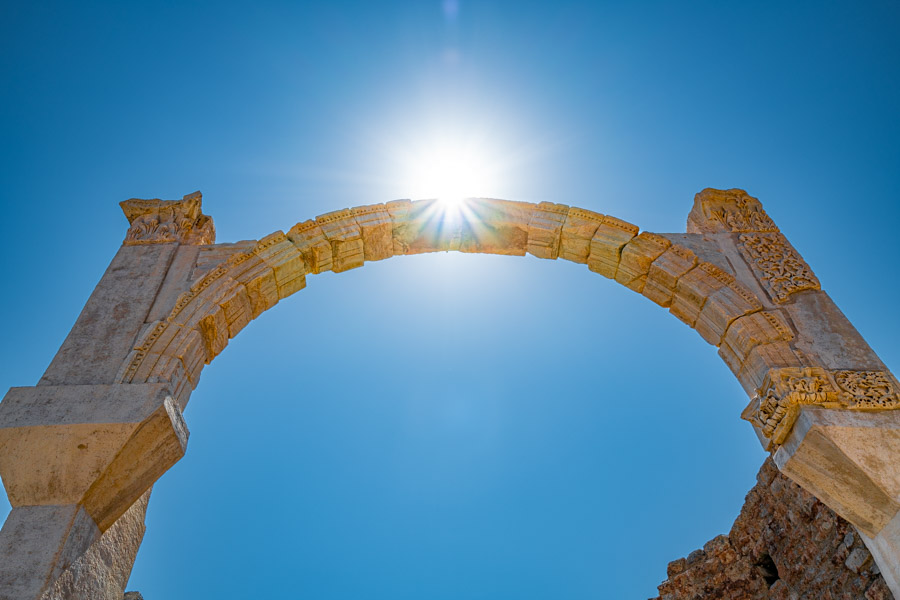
[1,189,898,599]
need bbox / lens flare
[404,141,495,205]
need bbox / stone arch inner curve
[119,196,771,407]
[2,189,900,599]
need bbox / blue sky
[1,1,899,598]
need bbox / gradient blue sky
[2,1,899,598]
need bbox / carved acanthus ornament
[743,368,900,450]
[688,188,779,233]
[833,370,899,410]
[743,368,839,450]
[709,194,778,232]
[121,191,215,245]
[738,233,820,303]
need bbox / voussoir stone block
[397,199,454,254]
[218,285,254,338]
[694,282,763,346]
[384,199,413,255]
[0,384,188,531]
[587,216,639,278]
[559,207,604,264]
[526,202,569,259]
[670,262,729,327]
[352,204,394,262]
[642,244,698,308]
[317,209,365,272]
[253,232,307,299]
[737,340,805,395]
[615,232,672,293]
[287,220,334,274]
[459,199,530,256]
[722,310,794,365]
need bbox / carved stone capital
[120,191,215,245]
[687,188,779,234]
[743,367,840,450]
[744,368,900,450]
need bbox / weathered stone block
[317,209,365,272]
[396,199,452,254]
[739,341,805,394]
[254,234,307,298]
[776,407,900,538]
[643,244,697,308]
[695,283,762,346]
[559,207,604,264]
[0,384,187,531]
[615,232,672,292]
[287,220,334,274]
[233,265,279,319]
[39,491,150,600]
[352,204,393,262]
[218,286,253,338]
[0,505,100,600]
[198,306,228,361]
[670,262,728,327]
[41,244,178,387]
[167,270,241,329]
[384,199,413,255]
[587,216,639,278]
[192,241,254,281]
[459,199,530,256]
[143,356,192,410]
[526,202,569,259]
[722,310,794,365]
[783,291,889,371]
[147,245,202,323]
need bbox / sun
[403,139,496,207]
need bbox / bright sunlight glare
[403,138,498,206]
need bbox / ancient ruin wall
[655,458,894,600]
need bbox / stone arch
[117,196,778,410]
[1,189,899,599]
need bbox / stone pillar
[0,384,188,600]
[688,189,900,596]
[0,193,212,599]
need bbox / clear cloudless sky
[2,1,899,598]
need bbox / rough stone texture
[0,384,188,531]
[39,243,177,387]
[41,492,150,600]
[0,504,100,600]
[654,458,894,600]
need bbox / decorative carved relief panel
[738,233,820,303]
